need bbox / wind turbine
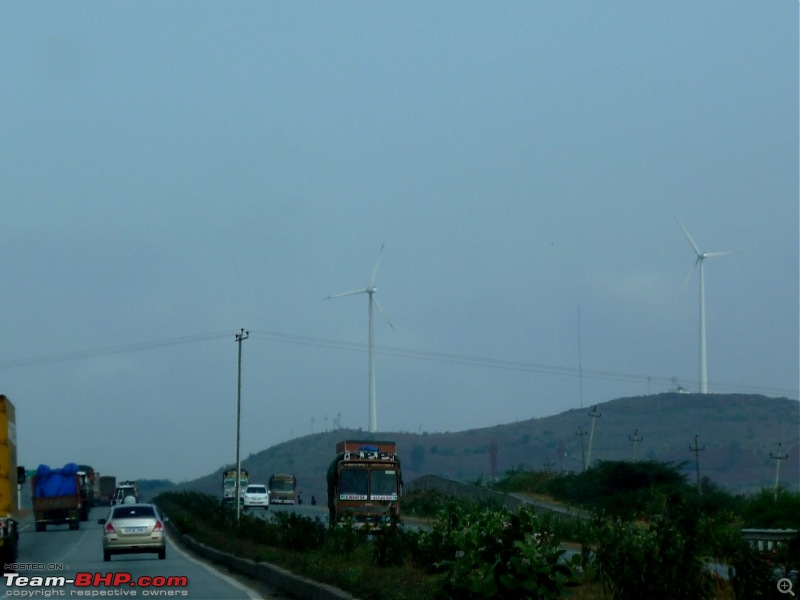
[325,243,394,432]
[679,221,731,394]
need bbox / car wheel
[158,548,166,560]
[103,551,111,562]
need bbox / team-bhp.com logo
[3,572,189,597]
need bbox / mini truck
[0,395,20,564]
[326,440,402,528]
[268,473,297,505]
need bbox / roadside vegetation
[156,461,799,600]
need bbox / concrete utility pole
[234,328,249,524]
[770,443,789,501]
[629,429,643,463]
[586,406,602,470]
[689,434,705,494]
[575,426,588,472]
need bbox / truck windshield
[339,468,368,499]
[370,469,398,500]
[270,480,295,492]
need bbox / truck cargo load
[0,395,20,564]
[31,463,82,531]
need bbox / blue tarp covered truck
[31,463,82,531]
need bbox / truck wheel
[69,521,79,531]
[35,523,45,532]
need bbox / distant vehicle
[76,465,97,520]
[98,503,166,561]
[31,463,82,531]
[112,482,138,505]
[327,440,402,528]
[0,395,21,563]
[242,484,269,510]
[222,469,248,505]
[268,473,297,505]
[98,476,116,506]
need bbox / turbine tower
[679,221,730,394]
[325,243,393,432]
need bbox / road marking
[167,537,263,600]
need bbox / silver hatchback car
[98,503,167,561]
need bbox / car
[98,503,167,561]
[243,484,270,510]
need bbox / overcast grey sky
[2,2,797,482]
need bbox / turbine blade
[373,297,395,330]
[678,220,701,257]
[703,251,733,258]
[682,258,700,292]
[325,288,368,300]
[368,243,385,288]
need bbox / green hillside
[180,393,799,500]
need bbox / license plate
[121,527,146,534]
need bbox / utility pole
[586,406,601,470]
[543,459,555,474]
[770,443,789,500]
[689,434,705,494]
[575,426,588,472]
[234,328,249,524]
[629,429,643,463]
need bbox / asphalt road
[1,507,291,600]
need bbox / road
[1,507,291,600]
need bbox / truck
[98,475,116,506]
[76,465,97,518]
[31,463,82,531]
[0,395,21,564]
[268,473,297,505]
[222,469,248,505]
[326,440,402,528]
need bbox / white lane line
[167,537,263,600]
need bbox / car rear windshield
[113,506,156,519]
[247,486,267,494]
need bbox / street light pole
[235,328,249,524]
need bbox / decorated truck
[31,463,82,531]
[326,440,402,528]
[222,469,249,505]
[268,473,297,505]
[0,395,21,564]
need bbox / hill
[180,393,799,500]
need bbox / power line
[0,328,795,398]
[0,332,232,370]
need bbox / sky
[1,2,797,483]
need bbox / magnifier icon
[778,578,795,596]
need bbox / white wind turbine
[325,243,394,432]
[679,221,731,394]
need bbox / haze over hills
[179,393,799,501]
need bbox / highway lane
[1,508,286,600]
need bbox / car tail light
[104,522,116,534]
[153,521,163,532]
